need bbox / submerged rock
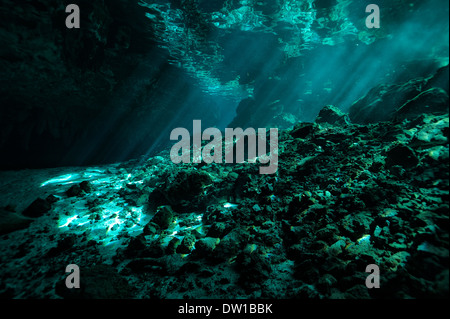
[176,233,196,254]
[290,122,317,139]
[151,169,212,211]
[315,105,351,125]
[193,237,220,257]
[349,67,449,124]
[22,198,52,218]
[66,181,93,197]
[150,206,175,230]
[385,144,419,169]
[394,88,449,120]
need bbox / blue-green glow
[41,174,77,187]
[223,202,238,209]
[59,215,78,228]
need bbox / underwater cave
[0,0,449,306]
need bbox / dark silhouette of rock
[394,87,449,120]
[22,198,51,218]
[349,65,449,124]
[315,105,351,125]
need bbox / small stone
[327,239,346,256]
[166,237,181,254]
[416,241,448,258]
[373,225,382,237]
[195,237,220,256]
[253,204,261,212]
[143,222,160,235]
[151,206,174,229]
[199,268,215,278]
[66,184,82,197]
[228,172,239,180]
[316,226,338,244]
[386,251,410,271]
[177,233,196,254]
[126,183,138,190]
[427,146,448,161]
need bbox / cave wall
[0,0,225,169]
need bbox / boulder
[315,105,351,125]
[349,79,425,124]
[22,198,52,218]
[151,206,174,230]
[385,144,419,169]
[290,122,317,139]
[349,65,449,124]
[176,233,196,254]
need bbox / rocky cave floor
[0,110,448,299]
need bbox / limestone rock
[315,105,351,125]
